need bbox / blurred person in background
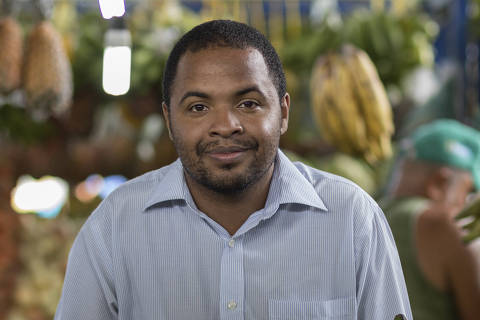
[380,119,480,320]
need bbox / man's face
[445,170,474,213]
[163,47,289,194]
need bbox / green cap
[407,119,480,190]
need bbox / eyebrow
[179,91,210,104]
[178,86,267,104]
[235,86,266,99]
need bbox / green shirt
[381,197,459,320]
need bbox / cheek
[256,112,283,135]
[171,123,199,152]
[449,188,470,210]
[249,124,278,147]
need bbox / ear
[425,167,453,201]
[162,102,173,141]
[280,93,290,135]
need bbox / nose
[209,108,243,138]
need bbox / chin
[199,175,251,194]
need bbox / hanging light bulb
[102,17,131,96]
[98,0,126,19]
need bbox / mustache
[197,139,258,155]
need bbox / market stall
[0,0,479,319]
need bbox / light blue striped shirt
[55,150,412,320]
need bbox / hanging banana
[310,44,394,164]
[342,44,394,138]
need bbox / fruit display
[0,154,20,320]
[456,195,480,244]
[314,152,378,195]
[280,9,437,155]
[0,1,23,95]
[128,0,201,96]
[7,214,84,320]
[0,2,468,319]
[23,15,73,118]
[0,208,20,320]
[310,44,394,164]
[342,10,437,87]
[51,0,77,61]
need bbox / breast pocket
[268,297,355,320]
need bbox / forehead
[170,47,275,101]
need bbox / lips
[203,145,251,162]
[205,146,249,154]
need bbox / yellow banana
[310,57,337,145]
[342,45,394,138]
[379,133,393,159]
[364,133,392,164]
[322,94,356,154]
[331,56,369,153]
[310,48,394,163]
[310,55,356,154]
[457,195,480,219]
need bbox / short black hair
[162,20,286,108]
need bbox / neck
[390,161,431,199]
[185,164,274,236]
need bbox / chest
[111,210,357,319]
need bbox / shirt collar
[264,149,328,213]
[143,150,328,213]
[143,158,187,211]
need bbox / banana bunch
[456,195,480,244]
[310,44,394,164]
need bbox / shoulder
[293,160,380,208]
[83,161,179,225]
[416,205,466,275]
[292,160,365,194]
[291,160,384,229]
[417,210,466,262]
[417,205,462,241]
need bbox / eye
[189,104,208,112]
[238,100,260,110]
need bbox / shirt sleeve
[54,199,118,320]
[354,196,413,320]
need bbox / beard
[172,134,279,195]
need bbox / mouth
[204,146,251,162]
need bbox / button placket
[219,236,244,319]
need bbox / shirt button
[227,300,237,310]
[228,239,235,248]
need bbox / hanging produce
[51,0,77,61]
[23,0,72,118]
[310,44,394,164]
[0,0,23,95]
[456,195,480,243]
[342,10,437,87]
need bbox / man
[55,20,411,319]
[381,119,480,320]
